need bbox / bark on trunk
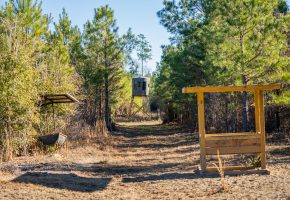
[105,74,111,131]
[240,31,249,132]
[242,75,249,132]
[164,103,174,123]
[275,91,280,131]
[98,87,102,120]
[225,95,229,133]
[104,45,111,131]
[3,118,12,162]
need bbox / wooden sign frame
[182,84,282,173]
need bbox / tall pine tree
[82,5,127,131]
[204,0,290,131]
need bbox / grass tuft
[213,150,230,193]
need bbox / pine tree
[135,34,152,76]
[0,0,44,160]
[204,0,290,131]
[154,0,211,122]
[82,5,127,131]
[0,0,78,160]
[155,0,289,130]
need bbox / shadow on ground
[19,161,197,176]
[122,172,208,183]
[12,172,111,192]
[114,123,198,150]
[114,124,192,138]
[14,122,201,189]
[269,146,290,156]
[121,170,271,183]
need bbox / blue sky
[0,0,170,72]
[37,0,170,72]
[39,0,170,72]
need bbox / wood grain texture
[259,90,266,169]
[205,138,261,148]
[205,145,261,155]
[205,133,260,141]
[197,92,206,171]
[182,84,282,93]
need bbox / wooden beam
[65,93,79,103]
[205,145,261,155]
[254,90,263,168]
[205,132,256,137]
[182,84,282,93]
[40,93,79,107]
[201,169,270,176]
[206,165,257,172]
[205,133,260,141]
[259,90,266,169]
[197,92,206,171]
[254,90,261,134]
[206,138,261,148]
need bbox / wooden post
[46,110,49,134]
[259,90,266,169]
[197,92,206,171]
[254,90,261,134]
[254,90,262,168]
[129,96,134,117]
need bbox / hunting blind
[132,77,150,97]
[129,77,151,117]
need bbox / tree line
[0,0,152,161]
[1,0,289,162]
[152,0,290,133]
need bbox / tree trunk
[240,32,248,132]
[105,74,111,131]
[234,95,239,132]
[3,117,12,162]
[225,94,229,133]
[141,59,144,76]
[98,87,102,120]
[165,103,174,123]
[242,75,249,132]
[275,91,280,131]
[91,96,97,128]
[104,45,111,131]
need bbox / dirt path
[0,121,290,199]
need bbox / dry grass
[0,163,19,174]
[213,150,230,193]
[0,121,289,199]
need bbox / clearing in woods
[0,121,290,199]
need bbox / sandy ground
[0,121,290,200]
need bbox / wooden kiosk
[182,84,282,173]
